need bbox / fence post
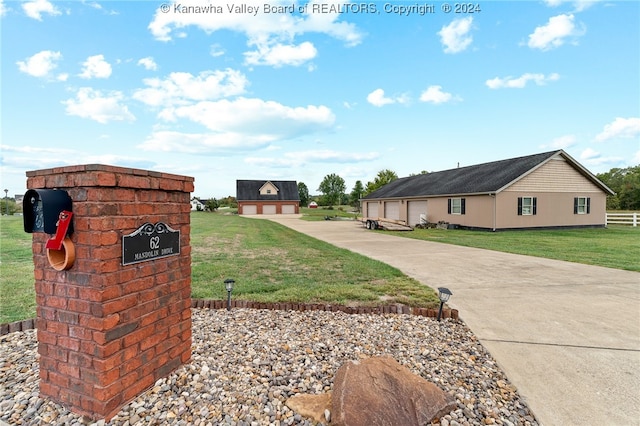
[634,212,638,227]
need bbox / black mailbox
[23,189,73,234]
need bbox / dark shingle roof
[363,150,611,199]
[236,180,300,201]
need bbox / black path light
[437,287,453,321]
[224,278,235,311]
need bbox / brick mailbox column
[25,164,193,420]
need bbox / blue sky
[2,0,639,199]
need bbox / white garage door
[263,205,277,214]
[408,200,428,227]
[242,205,257,215]
[282,204,296,214]
[365,202,378,218]
[384,201,400,220]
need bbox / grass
[190,212,437,306]
[394,226,640,272]
[0,213,440,323]
[299,206,361,221]
[0,216,36,323]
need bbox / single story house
[361,150,614,230]
[190,197,206,211]
[236,180,300,215]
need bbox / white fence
[606,212,638,227]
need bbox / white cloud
[244,41,317,67]
[63,87,135,124]
[528,14,585,51]
[137,57,158,71]
[632,150,640,165]
[419,85,457,104]
[438,17,473,54]
[245,149,379,168]
[79,54,112,79]
[161,97,335,138]
[22,0,60,20]
[16,50,62,78]
[138,131,274,153]
[543,0,600,12]
[133,69,248,107]
[147,0,363,68]
[210,44,225,57]
[595,117,640,142]
[579,150,625,167]
[0,0,7,17]
[366,89,408,107]
[540,135,577,150]
[138,97,335,154]
[485,73,560,89]
[580,147,600,160]
[0,144,76,156]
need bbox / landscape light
[437,287,453,321]
[224,278,235,311]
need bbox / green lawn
[2,212,637,324]
[0,213,440,323]
[395,225,640,272]
[0,216,35,323]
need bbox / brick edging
[0,318,36,336]
[1,302,459,336]
[190,299,459,320]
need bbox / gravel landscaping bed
[0,308,539,426]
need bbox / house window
[517,197,537,216]
[574,197,590,214]
[266,189,272,194]
[448,198,465,215]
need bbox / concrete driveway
[263,216,640,426]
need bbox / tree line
[596,166,640,210]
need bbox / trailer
[362,217,413,231]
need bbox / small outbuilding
[236,180,300,215]
[361,150,614,230]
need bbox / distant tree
[350,180,364,212]
[219,196,237,208]
[597,165,640,210]
[317,173,346,207]
[205,198,219,212]
[365,169,398,195]
[298,182,310,207]
[409,170,429,176]
[0,198,18,215]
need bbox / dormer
[259,181,279,196]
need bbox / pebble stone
[0,308,540,426]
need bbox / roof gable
[236,180,300,201]
[363,150,613,199]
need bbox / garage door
[282,204,296,214]
[408,200,428,227]
[242,205,257,215]
[263,205,276,214]
[384,201,400,220]
[365,202,378,218]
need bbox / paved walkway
[262,216,640,426]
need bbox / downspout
[491,193,496,232]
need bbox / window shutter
[461,198,466,215]
[574,197,578,214]
[533,197,537,215]
[448,198,451,214]
[586,197,591,214]
[517,197,523,215]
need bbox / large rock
[285,393,332,424]
[331,356,456,426]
